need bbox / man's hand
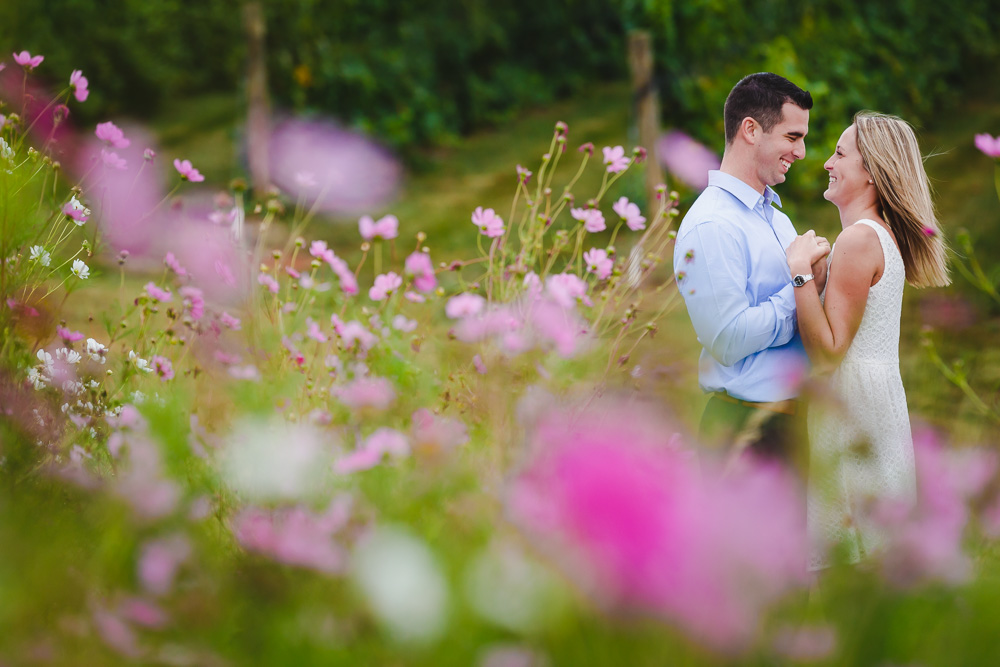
[786,230,831,275]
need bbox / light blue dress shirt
[673,170,808,402]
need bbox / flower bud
[416,231,427,242]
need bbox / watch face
[793,275,805,287]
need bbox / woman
[785,112,949,570]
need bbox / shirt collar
[708,170,782,210]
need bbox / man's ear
[739,117,758,145]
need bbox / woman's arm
[786,225,882,370]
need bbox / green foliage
[625,0,1000,197]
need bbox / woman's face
[823,124,873,207]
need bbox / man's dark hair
[723,73,813,145]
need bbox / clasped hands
[786,229,831,275]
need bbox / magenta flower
[69,69,89,102]
[333,376,396,411]
[95,121,130,148]
[369,271,403,301]
[657,130,721,190]
[583,248,614,280]
[472,206,505,238]
[61,198,90,224]
[602,145,629,173]
[570,207,606,233]
[508,402,807,652]
[173,158,205,182]
[612,196,646,231]
[220,311,242,330]
[12,50,44,69]
[179,286,205,320]
[258,273,279,293]
[150,355,174,381]
[359,214,399,240]
[143,148,156,161]
[974,133,1000,158]
[101,149,127,170]
[164,252,188,277]
[57,326,85,343]
[446,293,486,319]
[144,282,173,302]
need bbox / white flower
[0,137,14,162]
[130,390,147,404]
[29,245,51,266]
[86,338,107,364]
[71,259,90,280]
[27,367,47,390]
[36,349,54,369]
[129,350,153,373]
[56,348,82,365]
[68,196,90,219]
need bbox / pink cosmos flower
[404,291,426,303]
[333,317,378,351]
[93,607,141,659]
[974,133,1000,158]
[101,149,127,170]
[118,597,169,630]
[602,145,629,173]
[309,239,336,264]
[328,255,359,295]
[179,286,204,320]
[95,121,130,148]
[508,402,807,652]
[411,408,469,457]
[268,116,401,216]
[657,130,721,190]
[164,252,188,276]
[258,273,279,293]
[150,355,174,381]
[583,248,614,280]
[359,214,399,240]
[528,298,588,357]
[13,50,44,69]
[306,317,328,343]
[333,376,396,411]
[404,251,437,292]
[143,148,156,161]
[144,282,173,302]
[173,158,205,182]
[57,326,85,343]
[233,497,352,574]
[472,206,505,238]
[392,314,418,332]
[61,200,90,224]
[113,436,181,520]
[69,69,89,102]
[473,354,487,374]
[446,293,486,319]
[570,207,606,233]
[612,196,646,231]
[546,273,591,309]
[335,428,410,474]
[369,271,403,301]
[220,311,242,330]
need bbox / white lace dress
[807,219,916,571]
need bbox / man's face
[753,102,809,189]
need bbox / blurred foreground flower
[220,418,333,501]
[507,401,807,652]
[974,133,1000,158]
[269,117,401,215]
[657,130,721,191]
[351,526,449,643]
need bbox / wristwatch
[792,273,815,287]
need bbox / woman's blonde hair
[853,111,950,288]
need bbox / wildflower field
[2,48,1000,667]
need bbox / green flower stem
[608,220,625,249]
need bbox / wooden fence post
[244,2,271,199]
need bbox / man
[673,72,826,466]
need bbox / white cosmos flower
[0,137,13,162]
[86,338,107,364]
[56,348,82,365]
[27,367,47,390]
[71,259,90,279]
[29,245,51,266]
[129,350,153,373]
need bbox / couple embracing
[674,73,949,570]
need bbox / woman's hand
[786,230,831,274]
